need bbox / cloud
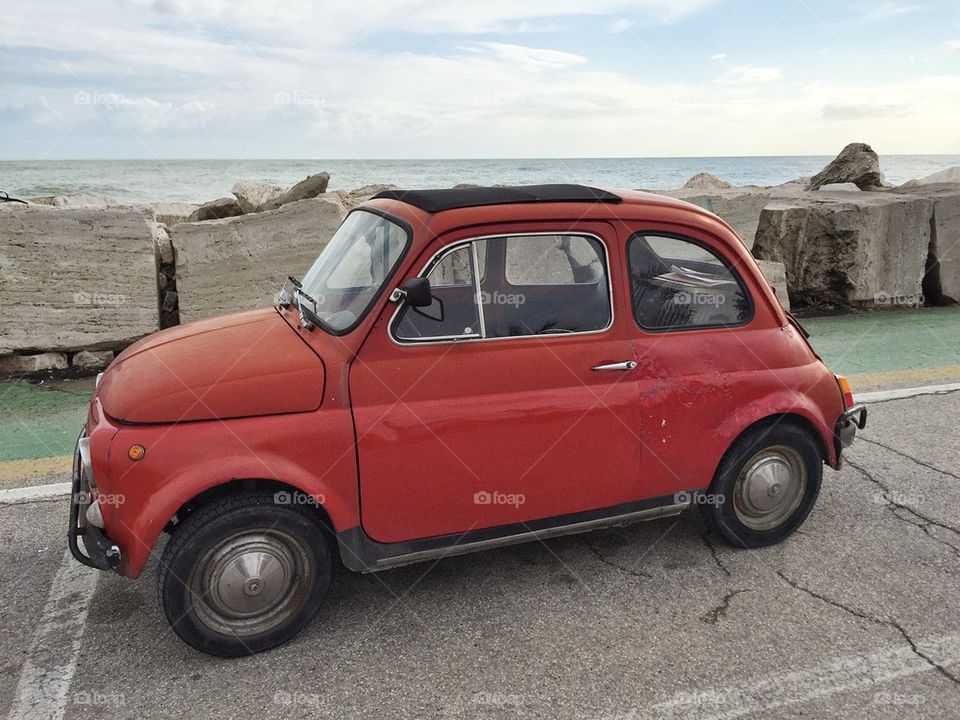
[948,39,960,52]
[721,65,782,84]
[469,42,587,70]
[863,2,922,22]
[610,18,635,33]
[822,102,912,121]
[710,53,727,62]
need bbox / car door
[349,221,647,543]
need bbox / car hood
[98,308,325,423]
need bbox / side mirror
[402,277,433,307]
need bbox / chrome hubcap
[734,445,807,531]
[190,530,312,637]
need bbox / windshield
[298,210,410,334]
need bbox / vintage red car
[69,184,866,656]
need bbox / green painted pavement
[0,307,958,463]
[801,306,960,376]
[0,379,93,462]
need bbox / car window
[392,234,611,343]
[505,235,603,285]
[627,233,751,331]
[393,245,482,340]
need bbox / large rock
[0,204,159,352]
[656,188,780,249]
[170,197,346,322]
[901,166,960,188]
[889,184,960,303]
[188,197,244,222]
[27,194,118,208]
[753,193,932,307]
[0,352,68,375]
[263,173,331,211]
[682,172,732,191]
[72,349,114,370]
[137,202,198,226]
[231,181,285,214]
[808,143,884,191]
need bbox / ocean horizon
[2,155,959,205]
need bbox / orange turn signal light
[128,444,146,461]
[835,375,855,409]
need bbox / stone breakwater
[1,143,958,376]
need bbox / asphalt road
[1,391,958,720]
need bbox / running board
[336,495,691,573]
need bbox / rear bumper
[68,433,121,572]
[835,405,867,461]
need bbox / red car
[69,184,866,656]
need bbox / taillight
[835,374,855,409]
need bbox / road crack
[776,571,960,686]
[846,458,960,558]
[700,589,748,625]
[581,536,652,579]
[701,531,732,577]
[857,437,960,481]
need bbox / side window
[392,234,612,343]
[627,233,751,331]
[483,235,610,338]
[393,245,481,340]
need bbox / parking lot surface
[1,390,958,719]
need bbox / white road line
[636,633,960,720]
[859,382,960,403]
[6,550,99,720]
[0,483,71,505]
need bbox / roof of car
[372,184,623,213]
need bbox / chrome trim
[85,499,104,529]
[365,501,689,572]
[388,231,615,347]
[591,361,638,372]
[471,241,487,339]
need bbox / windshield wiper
[278,276,322,331]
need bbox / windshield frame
[298,207,413,337]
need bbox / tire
[701,421,823,549]
[158,491,333,657]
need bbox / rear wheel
[702,422,823,548]
[158,491,332,656]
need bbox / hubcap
[733,446,807,531]
[189,530,312,637]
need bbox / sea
[1,156,959,204]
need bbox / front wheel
[701,422,823,548]
[158,491,332,656]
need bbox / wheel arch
[711,412,830,489]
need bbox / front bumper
[835,404,867,459]
[68,433,121,572]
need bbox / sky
[1,0,959,159]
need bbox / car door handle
[590,361,637,372]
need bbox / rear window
[627,233,752,331]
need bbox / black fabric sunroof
[372,184,622,213]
